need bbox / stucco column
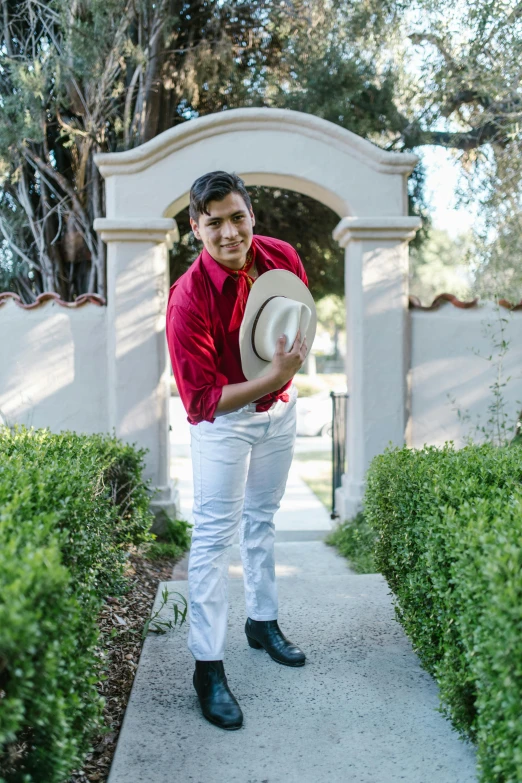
[94,218,179,526]
[332,216,421,520]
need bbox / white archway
[94,108,420,521]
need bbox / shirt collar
[201,239,258,294]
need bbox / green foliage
[398,1,522,301]
[326,512,378,574]
[142,586,188,639]
[409,228,473,304]
[0,425,156,782]
[0,0,429,302]
[143,517,192,562]
[365,443,522,783]
[315,295,345,330]
[2,0,521,301]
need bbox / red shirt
[166,234,309,425]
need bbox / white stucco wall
[0,300,108,434]
[410,302,522,448]
[2,295,521,485]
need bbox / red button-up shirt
[166,234,309,425]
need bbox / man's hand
[270,329,308,387]
[215,330,308,416]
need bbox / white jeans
[187,385,297,660]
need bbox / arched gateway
[94,108,420,521]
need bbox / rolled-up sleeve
[166,303,228,424]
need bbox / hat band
[251,296,286,361]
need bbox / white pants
[188,385,297,660]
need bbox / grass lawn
[294,450,332,511]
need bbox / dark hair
[189,171,252,222]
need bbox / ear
[250,207,255,228]
[190,216,201,240]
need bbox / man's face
[190,191,255,270]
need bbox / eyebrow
[204,211,246,223]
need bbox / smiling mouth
[222,241,242,249]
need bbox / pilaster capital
[333,216,422,247]
[94,218,179,247]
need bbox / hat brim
[239,269,317,381]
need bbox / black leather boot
[245,618,306,667]
[193,660,243,730]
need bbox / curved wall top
[94,108,418,220]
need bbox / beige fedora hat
[239,269,317,381]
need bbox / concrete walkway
[108,541,478,783]
[109,398,478,781]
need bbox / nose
[221,220,239,241]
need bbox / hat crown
[252,296,312,362]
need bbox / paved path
[109,542,477,783]
[109,398,478,781]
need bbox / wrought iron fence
[330,392,349,519]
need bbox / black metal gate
[330,392,349,519]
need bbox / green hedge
[365,443,522,783]
[0,425,155,783]
[325,511,377,574]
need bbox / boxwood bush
[365,443,522,783]
[0,425,156,783]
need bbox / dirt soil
[69,551,179,783]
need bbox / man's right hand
[215,329,308,416]
[270,329,308,387]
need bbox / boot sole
[246,635,306,667]
[203,713,243,730]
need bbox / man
[166,171,310,730]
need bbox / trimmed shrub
[0,425,155,782]
[365,443,522,783]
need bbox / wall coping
[93,108,419,178]
[94,218,179,246]
[0,292,106,309]
[333,216,422,246]
[409,293,522,311]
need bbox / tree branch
[2,0,14,57]
[408,32,460,71]
[0,213,40,273]
[22,148,94,245]
[123,63,142,148]
[402,122,504,151]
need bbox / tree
[315,294,345,359]
[2,0,520,302]
[409,228,473,304]
[0,0,424,302]
[388,1,522,299]
[0,0,314,301]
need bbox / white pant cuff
[248,613,278,621]
[193,654,225,661]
